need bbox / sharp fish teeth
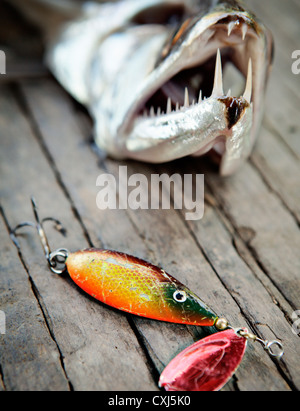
[243,58,252,102]
[227,21,236,37]
[146,85,204,120]
[184,87,190,107]
[241,23,248,41]
[167,97,172,114]
[198,90,202,103]
[211,49,224,97]
[143,25,250,121]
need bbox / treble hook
[10,197,69,274]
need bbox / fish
[66,248,219,326]
[8,0,273,175]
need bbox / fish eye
[173,290,187,303]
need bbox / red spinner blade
[159,329,247,391]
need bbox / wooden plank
[251,124,300,224]
[0,213,69,391]
[247,0,300,157]
[263,69,300,160]
[19,78,295,390]
[206,163,300,309]
[0,60,48,83]
[0,1,47,83]
[0,85,157,391]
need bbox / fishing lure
[10,198,284,391]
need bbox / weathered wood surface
[0,0,299,391]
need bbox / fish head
[95,0,273,175]
[162,282,218,326]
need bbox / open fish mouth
[133,15,254,122]
[120,7,273,175]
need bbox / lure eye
[173,290,187,303]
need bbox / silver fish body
[10,0,273,175]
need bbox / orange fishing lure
[66,248,217,326]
